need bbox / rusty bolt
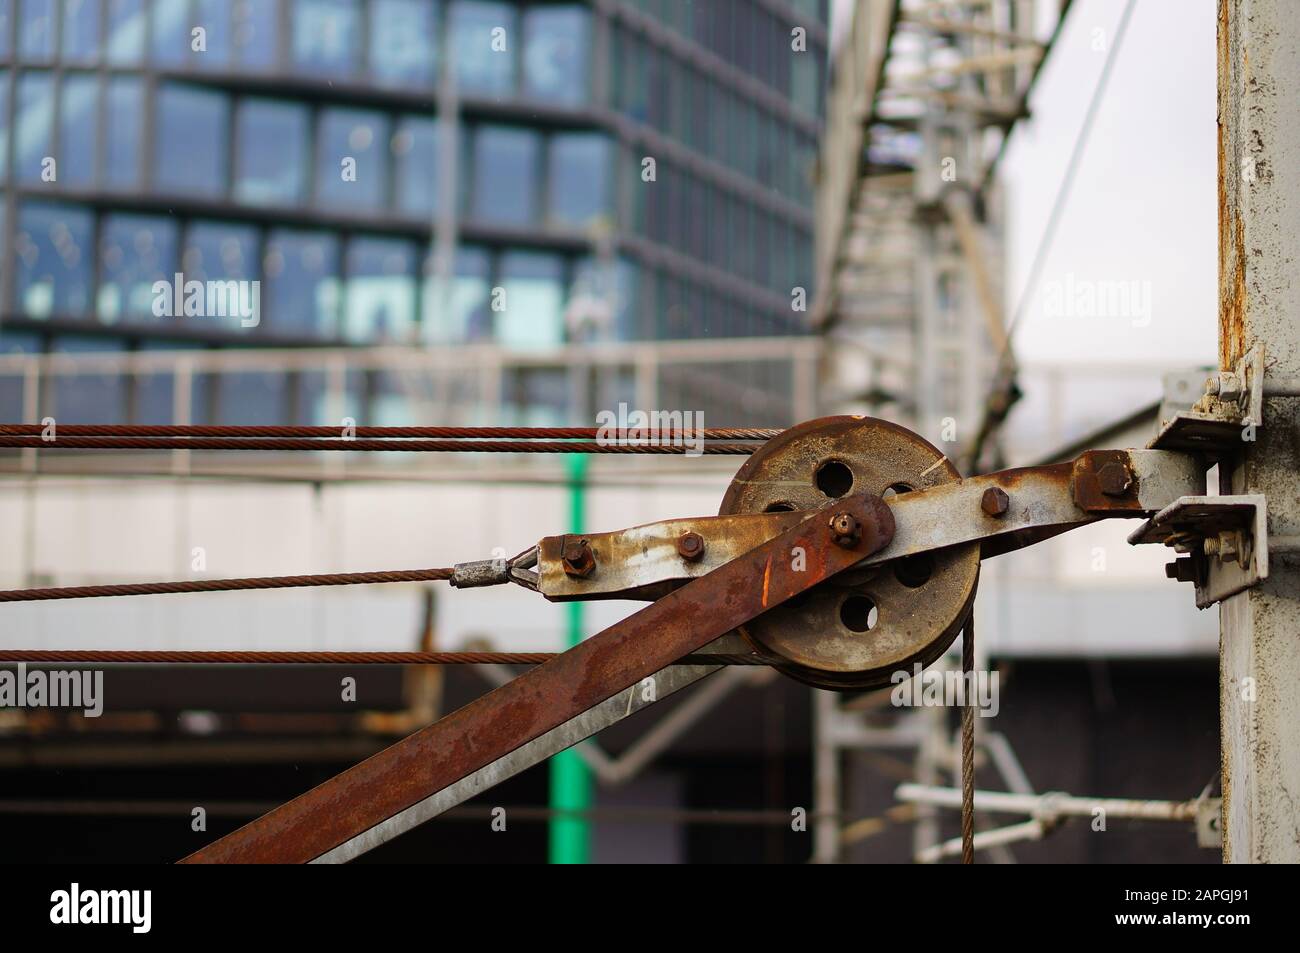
[1098,461,1134,497]
[829,511,861,548]
[561,537,596,578]
[1165,558,1197,583]
[981,486,1010,518]
[677,531,705,562]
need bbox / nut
[676,531,705,562]
[981,486,1010,517]
[1097,461,1134,497]
[561,537,596,578]
[829,512,861,548]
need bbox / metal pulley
[718,416,980,690]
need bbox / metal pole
[1217,0,1300,863]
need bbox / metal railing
[0,336,873,479]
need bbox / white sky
[1001,0,1219,366]
[831,0,1220,368]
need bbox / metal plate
[719,416,980,690]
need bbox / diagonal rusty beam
[181,493,895,863]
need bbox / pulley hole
[815,460,854,498]
[894,553,934,588]
[881,482,915,499]
[764,501,795,512]
[839,595,878,633]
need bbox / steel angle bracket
[179,493,895,864]
[1149,345,1264,457]
[1128,494,1269,609]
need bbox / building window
[500,367,566,427]
[393,115,438,217]
[192,0,232,68]
[293,0,361,78]
[547,132,610,229]
[522,5,589,105]
[233,0,277,69]
[0,70,9,179]
[0,332,40,422]
[316,107,388,211]
[0,1,11,58]
[52,336,125,424]
[154,83,228,197]
[614,29,648,121]
[371,0,438,88]
[344,237,417,343]
[181,220,261,333]
[61,0,101,63]
[13,201,94,319]
[449,0,516,98]
[58,72,98,187]
[235,98,309,205]
[497,251,563,347]
[217,372,287,424]
[134,339,207,424]
[96,213,179,325]
[105,0,145,64]
[105,76,143,188]
[570,256,636,341]
[151,0,189,64]
[422,246,490,343]
[263,229,341,338]
[471,125,538,226]
[18,0,55,60]
[14,71,54,183]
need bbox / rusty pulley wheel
[719,416,979,691]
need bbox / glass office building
[0,0,827,424]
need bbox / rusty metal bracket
[1149,345,1264,456]
[180,492,895,863]
[1128,494,1269,609]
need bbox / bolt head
[677,531,705,562]
[829,512,861,548]
[561,537,596,578]
[1165,557,1196,583]
[981,486,1010,517]
[1098,461,1134,497]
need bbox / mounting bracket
[1128,494,1269,609]
[1148,345,1263,456]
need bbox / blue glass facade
[0,0,827,422]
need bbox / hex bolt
[1165,558,1197,583]
[981,486,1010,518]
[829,512,861,548]
[561,537,596,578]
[1098,461,1134,497]
[677,531,705,562]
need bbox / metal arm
[537,449,1204,602]
[181,492,896,863]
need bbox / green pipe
[549,452,592,863]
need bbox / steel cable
[0,424,780,440]
[961,617,975,865]
[0,435,758,454]
[0,568,456,602]
[0,650,770,665]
